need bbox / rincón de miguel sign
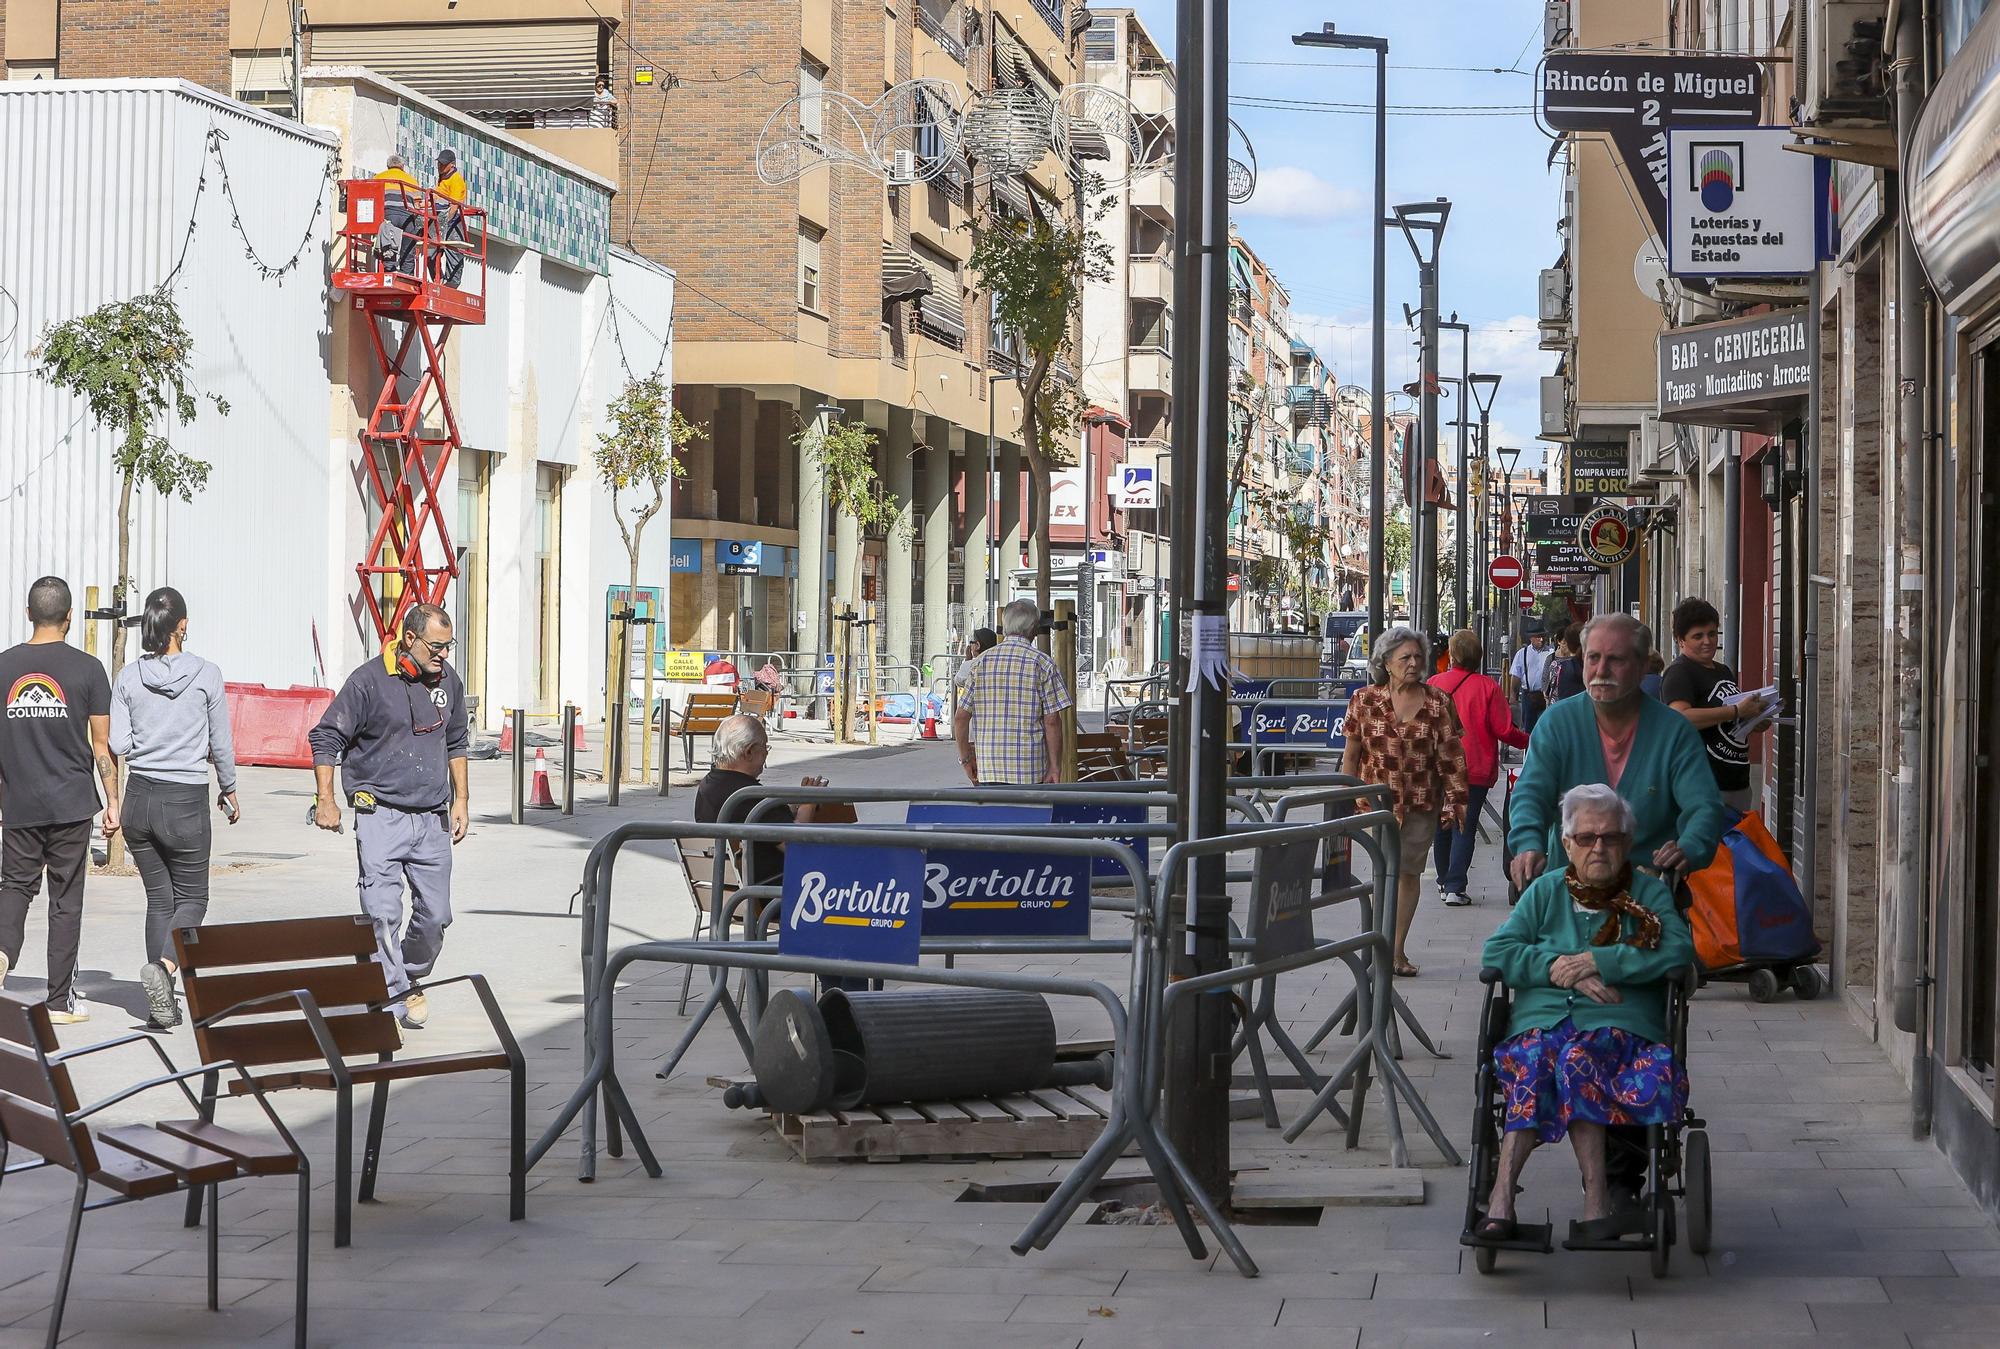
[1539,53,1765,240]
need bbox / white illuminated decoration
[754,77,1242,198]
[755,78,966,187]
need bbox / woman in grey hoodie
[110,587,238,1028]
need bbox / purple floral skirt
[1493,1017,1688,1143]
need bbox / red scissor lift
[332,179,489,644]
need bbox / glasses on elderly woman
[1567,831,1630,851]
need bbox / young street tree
[35,285,228,686]
[969,192,1113,618]
[593,372,702,601]
[798,417,907,739]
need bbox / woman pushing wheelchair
[1476,783,1694,1241]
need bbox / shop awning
[310,21,601,112]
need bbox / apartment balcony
[1128,252,1172,301]
[916,4,969,65]
[1131,69,1172,118]
[1130,348,1171,397]
[1131,170,1174,221]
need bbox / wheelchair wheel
[1650,1216,1672,1278]
[1684,1129,1713,1255]
[1747,967,1781,1003]
[1790,965,1825,1001]
[1474,1244,1498,1275]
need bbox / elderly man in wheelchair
[1466,782,1707,1273]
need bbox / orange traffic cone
[528,747,558,810]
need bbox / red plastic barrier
[225,682,335,770]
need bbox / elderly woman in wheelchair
[1474,782,1695,1244]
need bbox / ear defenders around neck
[396,647,433,683]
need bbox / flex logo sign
[780,843,925,965]
[904,805,1092,937]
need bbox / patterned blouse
[1346,683,1470,822]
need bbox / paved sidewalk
[0,738,1994,1347]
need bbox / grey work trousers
[354,804,453,1003]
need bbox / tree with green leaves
[798,418,908,607]
[968,193,1114,618]
[593,372,701,602]
[34,286,228,686]
[1383,515,1413,612]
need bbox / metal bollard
[509,708,525,825]
[657,695,672,798]
[561,703,577,816]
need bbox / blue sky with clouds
[1125,0,1556,465]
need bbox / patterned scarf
[1564,864,1661,950]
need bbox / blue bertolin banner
[1247,701,1348,749]
[905,804,1092,936]
[1051,800,1149,880]
[779,843,925,965]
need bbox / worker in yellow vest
[432,149,468,286]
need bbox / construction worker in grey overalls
[309,603,469,1030]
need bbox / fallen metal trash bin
[744,987,1107,1115]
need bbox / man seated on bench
[693,715,829,890]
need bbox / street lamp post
[1293,22,1387,645]
[1499,442,1522,665]
[1392,199,1450,640]
[1468,372,1501,649]
[1439,316,1470,629]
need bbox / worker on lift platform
[372,154,421,277]
[432,149,468,288]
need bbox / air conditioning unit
[1800,1,1889,125]
[891,148,918,182]
[1539,375,1569,440]
[1537,268,1568,324]
[1632,418,1676,480]
[1544,0,1571,51]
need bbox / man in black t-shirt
[692,715,829,889]
[0,577,116,1022]
[1659,597,1769,815]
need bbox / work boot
[400,989,429,1030]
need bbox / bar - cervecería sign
[1657,307,1812,431]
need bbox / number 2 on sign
[1641,97,1660,124]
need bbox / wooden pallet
[765,1084,1121,1163]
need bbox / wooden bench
[674,690,741,770]
[173,914,525,1249]
[0,990,309,1348]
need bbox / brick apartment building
[7,0,1089,679]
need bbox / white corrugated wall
[0,80,337,688]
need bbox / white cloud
[1238,166,1364,222]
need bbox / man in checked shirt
[952,599,1072,785]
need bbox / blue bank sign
[779,843,924,964]
[905,804,1092,936]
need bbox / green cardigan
[1505,693,1725,873]
[1481,867,1695,1045]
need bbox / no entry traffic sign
[1489,555,1524,591]
[1518,593,1536,612]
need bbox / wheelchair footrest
[1561,1211,1652,1251]
[1459,1214,1555,1255]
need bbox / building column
[798,397,831,677]
[923,418,955,670]
[717,388,752,523]
[768,400,797,531]
[884,407,916,672]
[999,440,1023,605]
[963,431,992,628]
[680,385,720,523]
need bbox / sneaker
[399,989,429,1030]
[0,950,9,985]
[139,961,182,1028]
[1441,892,1472,907]
[46,996,89,1025]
